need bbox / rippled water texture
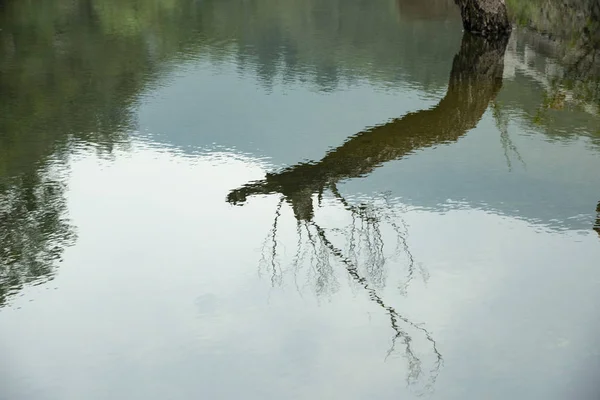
[1,0,599,399]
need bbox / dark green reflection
[0,0,166,174]
[0,0,459,306]
[506,0,600,107]
[1,0,598,305]
[0,0,213,305]
[0,170,76,307]
[0,0,462,181]
[0,0,152,305]
[0,0,459,307]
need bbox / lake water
[1,0,600,399]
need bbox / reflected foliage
[506,0,600,109]
[229,32,509,392]
[0,0,203,304]
[0,0,463,130]
[0,0,176,178]
[1,0,597,160]
[191,0,462,91]
[507,0,600,44]
[0,0,464,306]
[0,169,75,306]
[1,0,598,306]
[0,0,457,307]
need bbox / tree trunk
[454,0,511,37]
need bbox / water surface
[1,0,600,399]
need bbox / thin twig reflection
[229,32,511,392]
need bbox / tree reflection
[594,201,600,237]
[506,0,600,111]
[0,0,155,305]
[0,0,458,308]
[229,33,508,208]
[492,101,527,172]
[0,169,76,307]
[228,32,509,392]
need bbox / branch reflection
[228,32,509,393]
[594,201,600,237]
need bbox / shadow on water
[228,31,510,392]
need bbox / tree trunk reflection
[595,201,600,237]
[228,32,509,393]
[228,33,509,215]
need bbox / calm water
[1,0,600,399]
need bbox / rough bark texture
[228,33,509,221]
[454,0,511,37]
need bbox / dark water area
[1,0,600,399]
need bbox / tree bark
[454,0,511,37]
